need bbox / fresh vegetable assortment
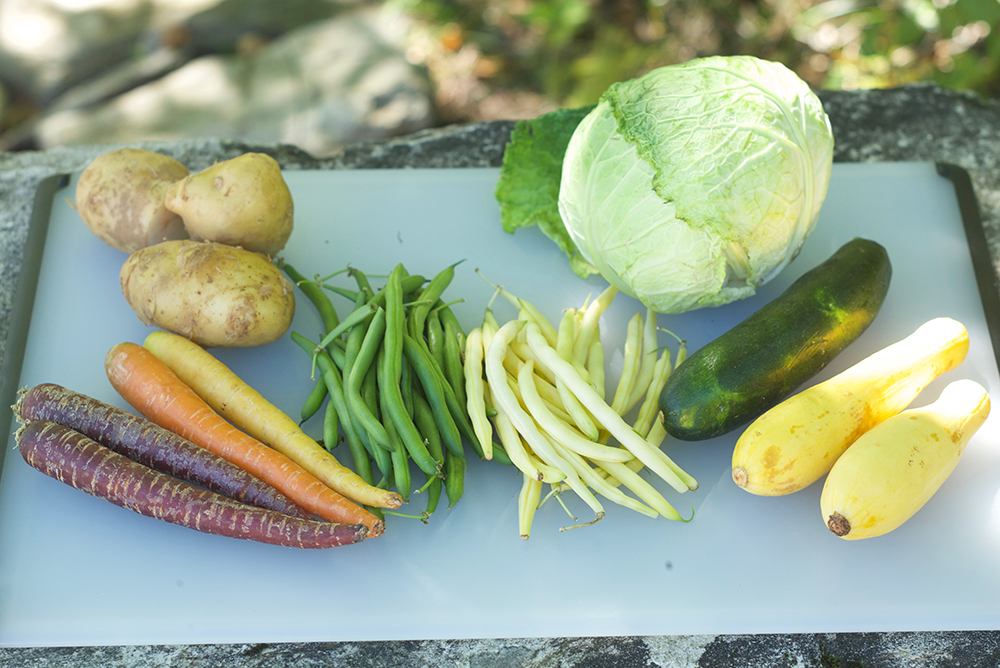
[74,148,190,253]
[820,379,990,540]
[142,331,402,511]
[466,283,695,538]
[658,238,892,441]
[120,240,296,348]
[9,54,993,552]
[733,317,970,497]
[76,149,294,256]
[283,260,484,520]
[16,383,310,518]
[105,342,386,537]
[163,152,294,256]
[13,388,367,548]
[498,55,834,314]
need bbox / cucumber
[658,238,892,441]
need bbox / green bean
[403,312,481,458]
[336,293,379,469]
[321,283,361,303]
[403,333,464,458]
[322,394,339,451]
[383,265,441,476]
[489,441,514,467]
[444,450,465,508]
[440,307,467,412]
[300,375,328,424]
[352,267,375,300]
[391,446,410,502]
[437,368,482,460]
[351,357,391,479]
[342,292,369,370]
[346,306,392,450]
[315,269,428,353]
[410,260,462,340]
[383,264,406,368]
[326,337,347,369]
[357,395,391,478]
[399,274,427,296]
[290,332,375,486]
[317,301,379,352]
[316,267,352,283]
[378,343,440,476]
[412,391,445,518]
[437,303,466,350]
[281,261,340,334]
[400,357,414,418]
[355,271,426,309]
[368,275,427,310]
[423,475,442,518]
[426,309,446,371]
[411,391,444,464]
[362,363,379,412]
[379,377,411,501]
[404,311,483,458]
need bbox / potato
[120,240,295,348]
[75,148,190,253]
[163,153,294,256]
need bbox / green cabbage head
[558,55,834,314]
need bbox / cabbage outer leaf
[495,106,599,278]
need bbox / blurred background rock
[0,0,997,157]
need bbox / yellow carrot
[143,331,401,510]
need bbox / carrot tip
[368,519,385,538]
[382,492,404,510]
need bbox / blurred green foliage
[395,0,1000,107]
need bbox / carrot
[15,383,311,519]
[105,342,386,537]
[142,330,402,511]
[16,420,368,549]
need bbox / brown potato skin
[164,153,294,256]
[120,240,295,348]
[76,148,190,253]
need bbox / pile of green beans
[281,259,510,521]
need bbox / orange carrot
[105,342,386,537]
[142,331,402,510]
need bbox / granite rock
[31,7,433,157]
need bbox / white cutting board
[1,163,999,647]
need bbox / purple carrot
[16,420,368,548]
[16,383,310,519]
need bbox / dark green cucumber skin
[658,238,892,441]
